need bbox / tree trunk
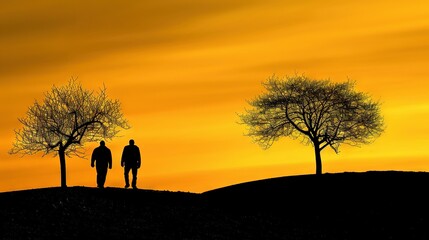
[59,148,67,188]
[314,144,322,175]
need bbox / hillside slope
[203,170,429,207]
[203,171,429,239]
[2,171,429,239]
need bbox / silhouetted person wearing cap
[91,141,112,188]
[121,139,141,189]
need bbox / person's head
[100,140,105,146]
[129,139,135,145]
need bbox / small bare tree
[10,79,130,187]
[240,75,384,175]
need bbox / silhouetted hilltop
[2,171,429,239]
[0,187,204,240]
[203,170,429,208]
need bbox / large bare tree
[10,79,130,187]
[240,75,384,175]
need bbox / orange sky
[1,0,429,193]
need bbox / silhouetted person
[91,140,112,188]
[121,139,141,189]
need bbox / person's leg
[97,167,107,188]
[96,169,101,187]
[124,166,131,188]
[100,168,107,188]
[131,167,138,189]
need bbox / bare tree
[10,79,130,187]
[239,75,384,175]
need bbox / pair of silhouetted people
[91,139,141,189]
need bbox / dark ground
[1,171,429,239]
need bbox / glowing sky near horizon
[1,0,429,193]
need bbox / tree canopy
[240,75,384,174]
[10,79,130,187]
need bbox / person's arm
[136,147,141,168]
[91,149,96,167]
[108,149,112,169]
[121,147,126,167]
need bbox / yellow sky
[1,0,429,193]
